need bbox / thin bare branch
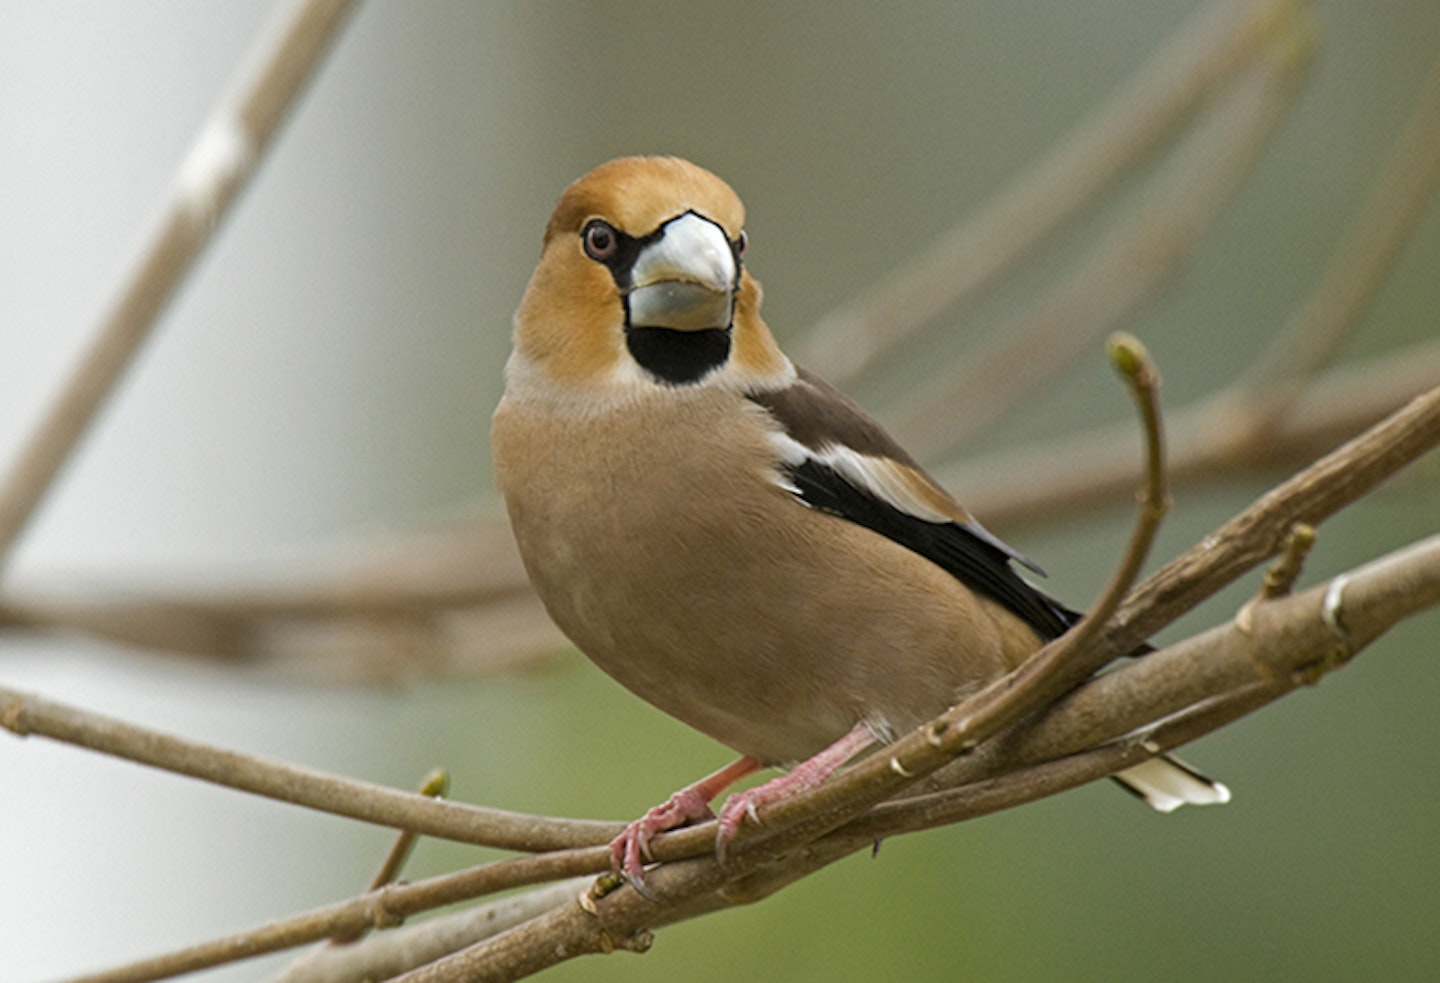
[0,0,358,579]
[0,686,618,851]
[1106,383,1440,654]
[56,851,608,983]
[272,880,591,983]
[351,770,452,910]
[42,522,1440,983]
[919,332,1171,765]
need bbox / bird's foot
[714,774,798,855]
[714,723,877,861]
[610,787,716,891]
[610,756,763,894]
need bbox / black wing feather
[784,457,1081,642]
[749,367,1081,642]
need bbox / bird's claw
[609,787,715,892]
[713,787,774,863]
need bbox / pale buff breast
[492,385,1037,765]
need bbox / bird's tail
[1005,579,1231,811]
[1112,753,1231,812]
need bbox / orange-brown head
[511,156,788,393]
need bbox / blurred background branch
[0,0,358,578]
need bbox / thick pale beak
[626,213,736,331]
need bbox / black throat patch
[625,327,731,385]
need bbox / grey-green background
[2,2,1437,980]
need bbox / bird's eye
[735,230,748,258]
[583,220,618,261]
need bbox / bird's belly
[492,392,1017,764]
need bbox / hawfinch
[492,156,1228,886]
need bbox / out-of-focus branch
[4,340,1433,679]
[0,513,564,678]
[797,0,1310,384]
[890,36,1310,459]
[949,335,1440,526]
[0,0,358,579]
[3,0,1433,687]
[1238,43,1440,410]
[947,44,1440,524]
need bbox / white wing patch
[762,427,1044,573]
[763,431,952,525]
[811,443,954,523]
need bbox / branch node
[1262,523,1317,598]
[363,886,406,931]
[176,113,255,223]
[577,886,601,916]
[1234,598,1258,636]
[0,691,30,736]
[618,928,656,954]
[584,872,625,911]
[1321,572,1354,657]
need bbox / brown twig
[56,850,608,983]
[1105,383,1440,655]
[40,523,1440,983]
[0,686,619,851]
[361,769,452,895]
[271,879,592,983]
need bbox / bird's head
[512,156,790,392]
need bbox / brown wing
[748,366,1078,640]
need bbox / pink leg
[611,755,762,888]
[715,723,877,855]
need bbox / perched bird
[492,156,1228,887]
